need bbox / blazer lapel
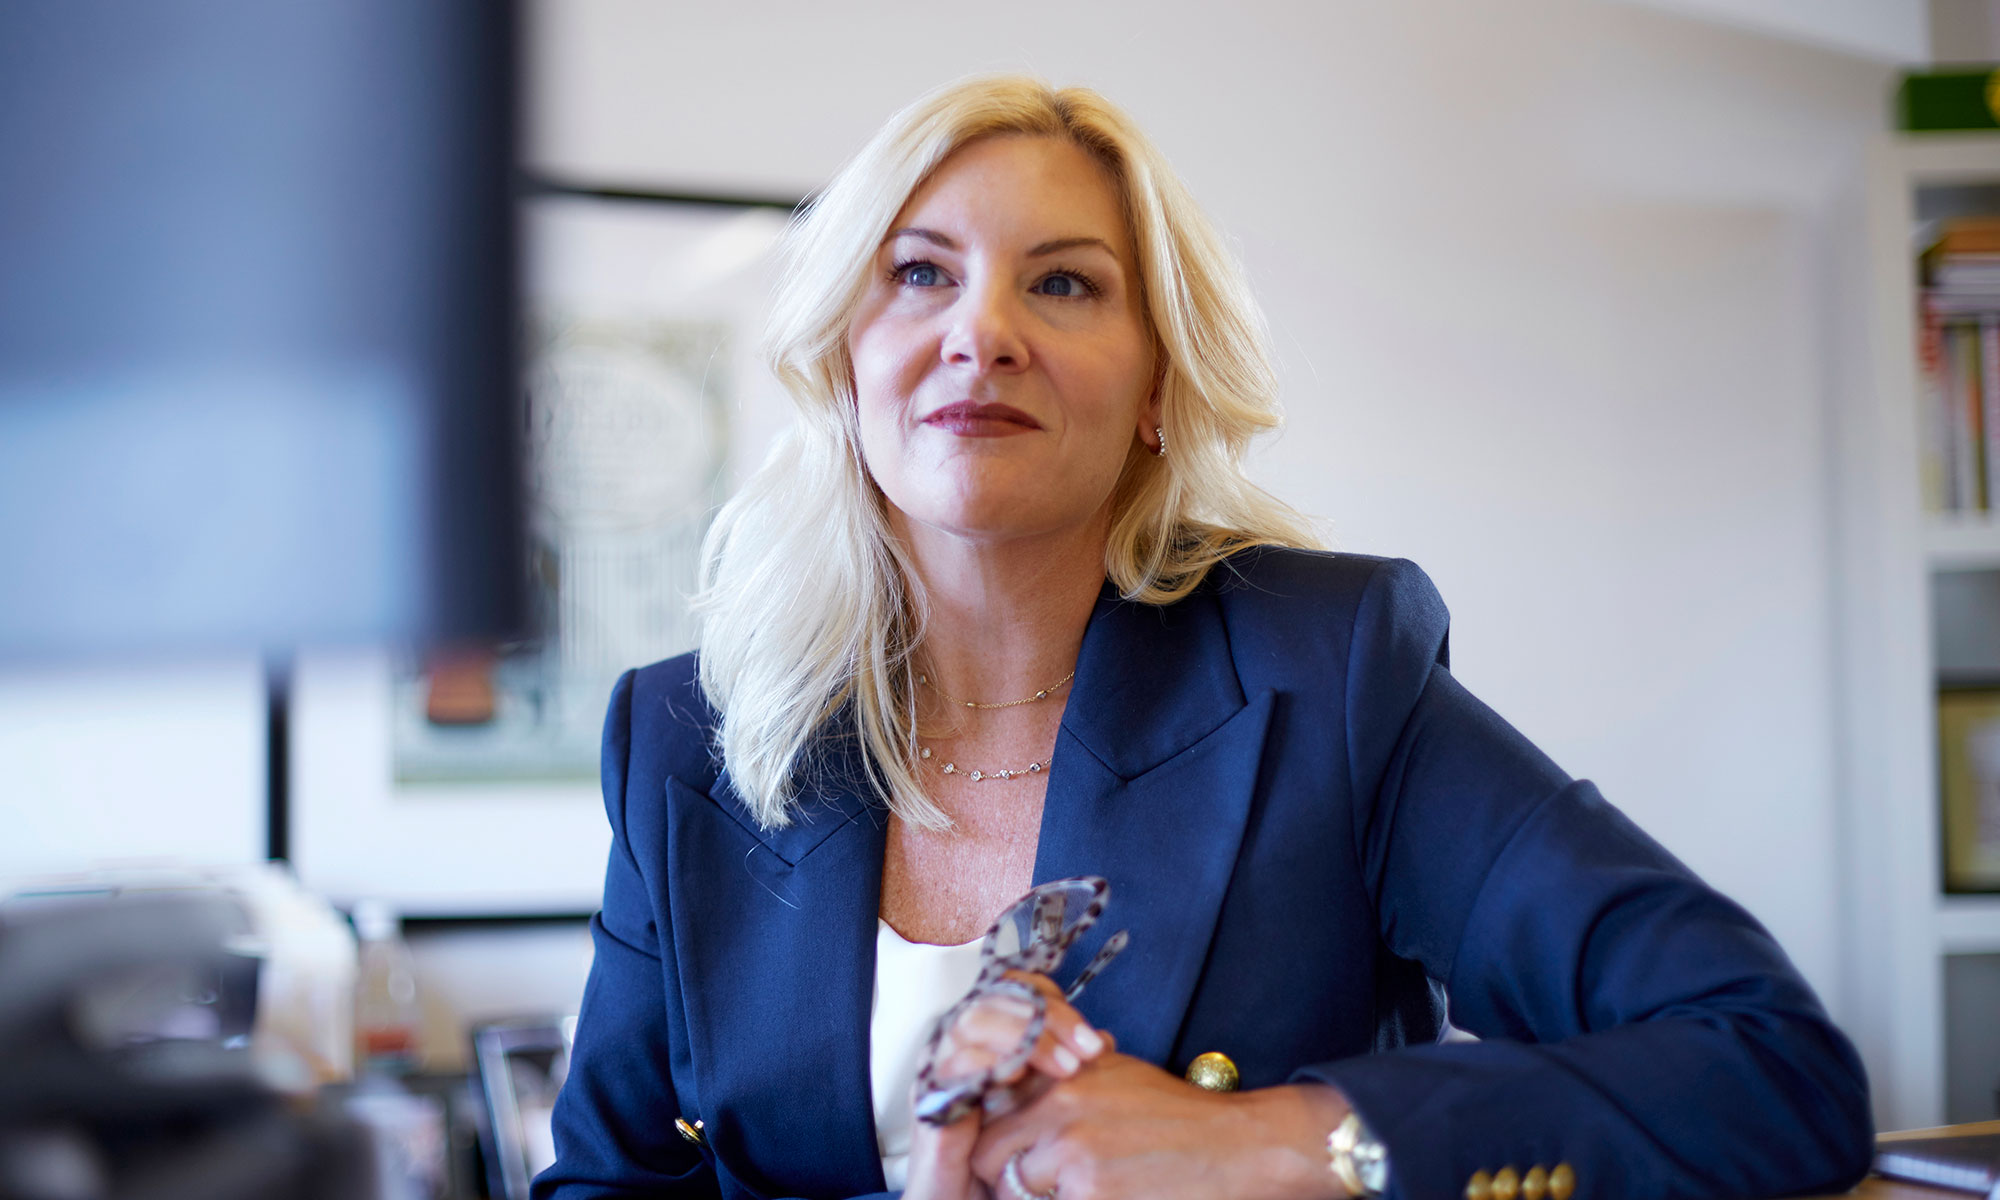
[658,578,1273,1192]
[664,740,889,1198]
[1033,584,1274,1068]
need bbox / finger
[999,971,1109,1063]
[997,1142,1063,1200]
[971,1108,1067,1197]
[946,1019,1075,1088]
[1019,1017,1096,1080]
[982,1069,1055,1119]
[903,1100,986,1199]
[954,989,1039,1041]
[976,1052,1145,1154]
[968,1058,1107,1185]
[933,989,1042,1084]
[961,981,1081,1082]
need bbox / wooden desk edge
[1878,1120,2000,1144]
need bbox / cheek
[850,387,900,487]
[848,348,919,499]
[1079,350,1154,439]
[851,317,931,401]
[847,334,901,440]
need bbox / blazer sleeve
[533,670,902,1200]
[535,669,718,1199]
[1290,559,1874,1200]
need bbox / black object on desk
[472,1017,573,1200]
[1875,1134,2000,1198]
[0,894,378,1200]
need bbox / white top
[870,919,988,1191]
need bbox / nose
[940,277,1029,373]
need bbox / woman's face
[847,135,1158,554]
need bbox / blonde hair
[694,74,1317,830]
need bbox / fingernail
[1074,1026,1105,1057]
[1053,1046,1080,1074]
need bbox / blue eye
[897,261,943,287]
[1032,270,1100,298]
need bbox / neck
[894,511,1109,710]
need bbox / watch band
[1328,1110,1390,1198]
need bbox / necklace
[918,669,1076,710]
[913,664,1071,781]
[918,743,1052,783]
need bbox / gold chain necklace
[918,669,1076,710]
[915,666,1073,781]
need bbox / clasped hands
[905,971,1352,1200]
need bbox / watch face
[1330,1112,1390,1198]
[1345,1116,1389,1197]
[1356,1146,1389,1196]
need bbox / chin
[925,510,1047,542]
[912,498,1111,549]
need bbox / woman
[535,76,1873,1200]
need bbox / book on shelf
[1956,323,1984,510]
[1920,301,1994,513]
[1928,217,2000,258]
[1935,688,2000,892]
[1919,219,2000,514]
[1985,320,2000,516]
[1924,298,1950,511]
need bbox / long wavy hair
[694,74,1317,831]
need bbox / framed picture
[287,186,796,915]
[1938,687,2000,892]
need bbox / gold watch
[1328,1110,1389,1198]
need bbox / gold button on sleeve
[1548,1162,1575,1200]
[1465,1169,1493,1200]
[1492,1165,1521,1200]
[1183,1051,1240,1092]
[1522,1164,1549,1200]
[674,1117,705,1146]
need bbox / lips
[921,401,1041,437]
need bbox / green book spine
[1898,69,2000,132]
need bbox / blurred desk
[1812,1120,2000,1198]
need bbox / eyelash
[888,258,1104,299]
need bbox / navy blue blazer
[535,549,1872,1200]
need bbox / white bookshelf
[1842,132,2000,1131]
[1936,895,2000,954]
[1926,516,2000,568]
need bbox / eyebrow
[883,227,1121,260]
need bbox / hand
[903,972,1113,1200]
[969,1057,1354,1200]
[904,1110,990,1200]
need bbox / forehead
[891,135,1131,251]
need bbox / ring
[1002,1150,1057,1200]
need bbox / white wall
[0,656,265,876]
[1931,0,2000,62]
[1609,0,1927,62]
[526,0,1894,1013]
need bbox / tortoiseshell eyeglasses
[912,876,1130,1126]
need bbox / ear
[1135,357,1166,448]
